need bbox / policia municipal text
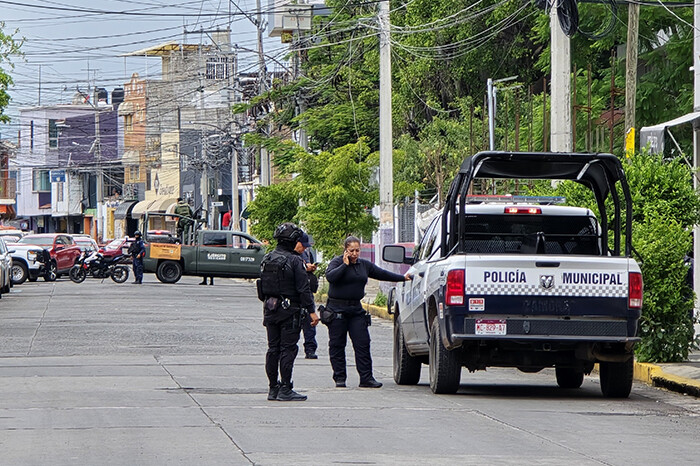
[325,236,412,388]
[258,223,320,401]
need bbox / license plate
[475,319,507,335]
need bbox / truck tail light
[505,206,541,214]
[629,272,643,309]
[446,269,465,305]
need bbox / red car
[17,234,82,279]
[100,237,135,260]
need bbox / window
[463,214,601,255]
[206,57,230,80]
[48,119,59,148]
[129,165,140,182]
[420,217,440,261]
[232,235,250,249]
[202,232,227,247]
[124,114,133,132]
[33,170,50,192]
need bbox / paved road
[1,276,699,465]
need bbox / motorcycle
[69,251,130,284]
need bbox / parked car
[100,237,135,261]
[0,229,26,244]
[12,234,82,281]
[7,241,51,284]
[0,238,13,296]
[146,230,179,244]
[73,235,99,253]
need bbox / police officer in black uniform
[129,231,145,284]
[260,223,319,401]
[325,235,411,388]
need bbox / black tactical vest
[259,250,289,298]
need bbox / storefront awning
[639,112,700,154]
[114,200,138,220]
[130,199,156,219]
[0,204,16,219]
[149,197,178,213]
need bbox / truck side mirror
[383,245,414,265]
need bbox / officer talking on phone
[324,235,412,388]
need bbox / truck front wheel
[428,318,461,394]
[11,262,28,285]
[393,316,421,385]
[599,358,633,398]
[156,261,182,283]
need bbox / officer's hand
[404,272,413,281]
[306,263,317,272]
[309,312,320,327]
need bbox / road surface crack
[26,283,55,356]
[154,355,255,464]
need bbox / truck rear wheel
[156,261,182,283]
[393,316,421,385]
[555,367,584,389]
[428,318,461,394]
[599,358,633,398]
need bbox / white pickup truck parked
[383,152,643,398]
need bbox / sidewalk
[361,300,700,398]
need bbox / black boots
[267,382,280,401]
[276,383,307,401]
[359,378,383,388]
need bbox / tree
[296,140,378,257]
[246,182,300,244]
[0,22,22,124]
[245,139,378,258]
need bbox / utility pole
[256,0,270,186]
[693,0,700,318]
[487,78,496,150]
[378,0,394,256]
[624,3,640,152]
[549,1,572,152]
[93,87,103,241]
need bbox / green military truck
[141,212,266,283]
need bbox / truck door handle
[536,261,560,267]
[418,271,425,277]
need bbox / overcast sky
[0,0,294,139]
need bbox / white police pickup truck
[383,152,643,398]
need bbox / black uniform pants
[132,257,143,283]
[328,310,372,383]
[265,315,301,387]
[302,313,317,354]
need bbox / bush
[373,291,388,307]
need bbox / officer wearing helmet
[259,222,319,401]
[128,231,146,284]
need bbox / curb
[358,300,700,398]
[633,362,700,397]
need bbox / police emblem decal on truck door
[540,275,554,289]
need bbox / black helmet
[134,231,142,237]
[273,222,302,243]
